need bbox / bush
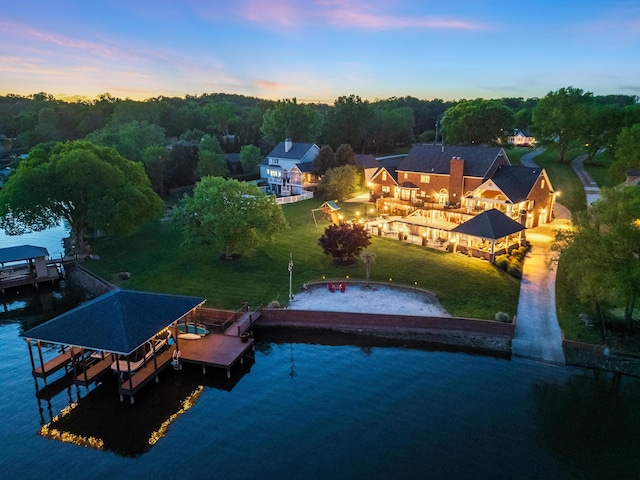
[507,262,522,279]
[494,255,509,271]
[494,311,512,322]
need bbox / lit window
[382,171,387,181]
[404,172,408,180]
[541,180,545,189]
[420,175,431,183]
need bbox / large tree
[441,99,514,146]
[171,176,288,259]
[531,86,593,163]
[554,186,640,328]
[239,144,263,175]
[323,95,369,149]
[260,98,323,144]
[0,141,164,252]
[86,119,166,163]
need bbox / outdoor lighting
[322,275,326,280]
[346,275,349,279]
[389,277,392,282]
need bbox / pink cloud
[232,0,486,31]
[253,79,285,90]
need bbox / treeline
[1,89,639,189]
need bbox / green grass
[504,147,532,166]
[532,148,587,217]
[584,150,617,188]
[86,198,520,320]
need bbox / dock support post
[226,368,230,379]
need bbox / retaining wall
[64,262,115,297]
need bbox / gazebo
[450,209,526,263]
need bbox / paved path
[512,147,568,364]
[571,154,601,206]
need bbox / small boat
[177,322,209,336]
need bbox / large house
[260,139,319,196]
[369,145,556,229]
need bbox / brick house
[369,145,555,229]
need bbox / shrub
[507,262,522,279]
[494,311,512,322]
[494,255,510,271]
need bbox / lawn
[86,197,520,320]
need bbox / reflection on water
[0,223,69,257]
[36,360,254,457]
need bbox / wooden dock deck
[32,349,81,381]
[74,356,114,387]
[178,333,254,377]
[118,348,175,403]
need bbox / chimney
[285,138,292,153]
[449,157,465,202]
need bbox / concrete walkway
[512,148,568,364]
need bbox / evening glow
[1,0,639,102]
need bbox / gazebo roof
[451,209,525,240]
[0,245,49,263]
[21,289,205,355]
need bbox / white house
[507,129,537,147]
[260,139,320,196]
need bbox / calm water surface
[2,228,640,479]
[2,318,640,480]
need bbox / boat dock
[0,245,65,293]
[24,296,262,404]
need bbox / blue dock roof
[21,289,206,355]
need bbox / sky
[1,0,639,104]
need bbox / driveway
[512,147,568,364]
[571,154,601,205]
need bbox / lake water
[2,228,640,479]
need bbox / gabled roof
[267,142,318,161]
[371,166,399,184]
[451,209,525,240]
[0,245,49,263]
[297,162,315,173]
[21,289,206,355]
[398,145,508,178]
[488,166,547,203]
[354,154,379,169]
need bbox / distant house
[507,129,537,147]
[260,139,320,196]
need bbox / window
[541,179,545,189]
[420,175,431,183]
[404,172,408,180]
[382,186,390,194]
[382,171,387,181]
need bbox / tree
[197,134,227,178]
[0,141,164,252]
[312,145,337,176]
[171,176,288,259]
[141,145,170,194]
[335,144,356,166]
[317,165,361,201]
[318,222,371,264]
[441,99,514,145]
[260,98,323,144]
[204,101,240,137]
[239,144,263,175]
[609,124,640,182]
[323,95,369,149]
[87,119,166,162]
[531,86,593,163]
[554,186,640,329]
[360,250,376,286]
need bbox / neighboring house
[354,154,380,184]
[507,129,537,147]
[369,145,556,229]
[260,139,320,196]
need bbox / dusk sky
[2,0,639,103]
